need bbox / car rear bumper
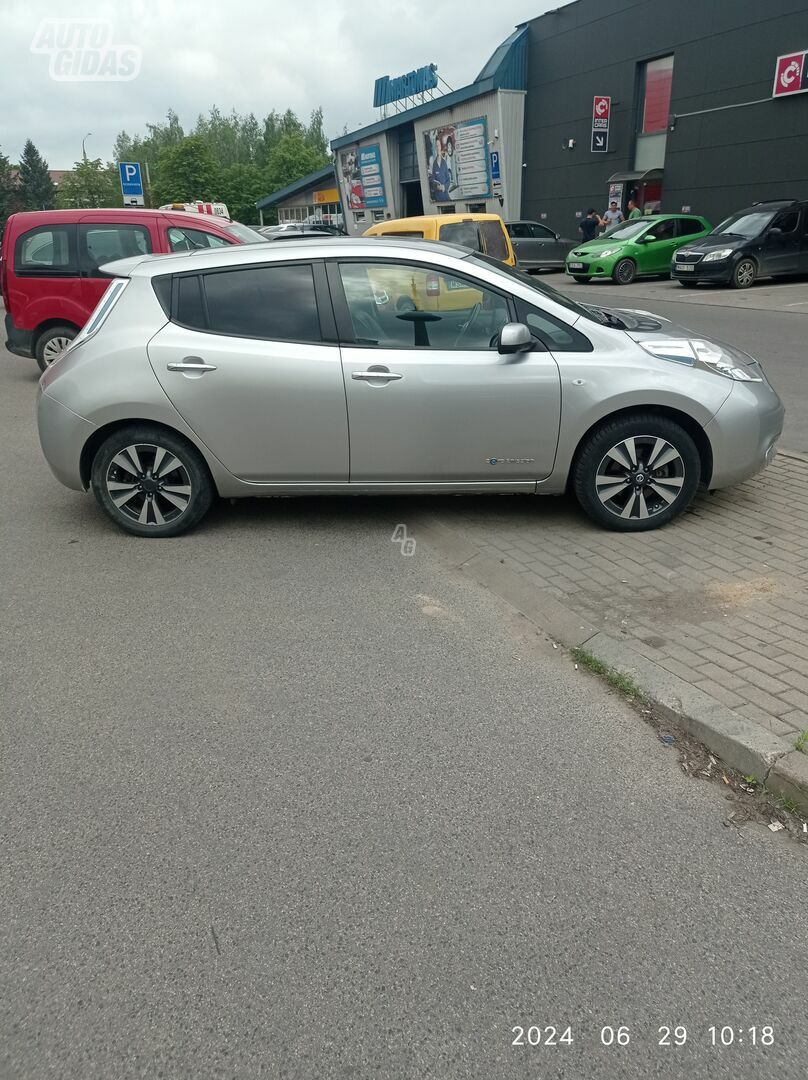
[37,388,95,491]
[5,311,34,357]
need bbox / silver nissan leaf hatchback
[37,237,783,538]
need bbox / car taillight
[426,273,440,297]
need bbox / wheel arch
[567,405,713,489]
[80,418,218,492]
[34,318,81,351]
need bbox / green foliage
[114,105,332,218]
[150,136,220,206]
[217,163,267,225]
[795,729,808,755]
[56,158,121,209]
[0,145,19,225]
[18,140,57,211]
[570,646,644,700]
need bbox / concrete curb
[414,513,808,813]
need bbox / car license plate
[676,263,694,271]
[568,261,584,269]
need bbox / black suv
[671,198,808,289]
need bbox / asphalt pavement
[2,343,807,1079]
[549,273,808,453]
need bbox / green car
[566,214,712,285]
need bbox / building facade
[521,0,808,230]
[331,29,528,234]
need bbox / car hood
[678,234,747,252]
[573,236,633,253]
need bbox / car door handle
[167,358,217,372]
[351,369,403,381]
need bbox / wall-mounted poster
[423,118,490,204]
[339,144,387,210]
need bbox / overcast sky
[1,0,566,169]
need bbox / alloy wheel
[614,259,635,285]
[104,443,193,527]
[734,260,756,288]
[595,435,685,521]
[41,336,73,365]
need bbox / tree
[17,140,56,211]
[305,108,329,157]
[264,132,329,197]
[56,158,120,209]
[151,135,220,205]
[0,145,18,225]
[217,163,266,224]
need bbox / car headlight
[597,248,621,259]
[702,249,735,262]
[638,339,762,381]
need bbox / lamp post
[81,132,92,161]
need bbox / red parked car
[1,208,265,370]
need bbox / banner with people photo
[339,144,387,211]
[423,118,491,204]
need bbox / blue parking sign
[119,162,144,198]
[490,150,500,180]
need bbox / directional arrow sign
[591,130,608,152]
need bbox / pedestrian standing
[602,200,624,228]
[579,208,602,242]
[627,198,643,219]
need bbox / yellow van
[363,213,515,314]
[364,213,515,265]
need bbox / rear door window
[438,222,482,251]
[15,225,77,276]
[479,220,510,261]
[79,224,152,277]
[677,218,705,236]
[201,264,322,341]
[508,223,530,238]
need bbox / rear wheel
[731,258,757,289]
[573,414,701,531]
[612,258,636,285]
[91,425,214,538]
[35,324,77,373]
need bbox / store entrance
[401,180,423,217]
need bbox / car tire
[731,258,757,289]
[572,414,701,532]
[35,324,77,373]
[91,425,215,538]
[612,258,636,285]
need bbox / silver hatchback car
[37,237,783,538]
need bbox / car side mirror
[555,233,561,241]
[498,322,533,355]
[643,234,657,243]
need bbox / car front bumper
[670,259,734,283]
[37,388,95,492]
[565,256,618,279]
[5,311,34,357]
[706,376,784,489]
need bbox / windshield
[712,210,774,239]
[600,220,649,241]
[464,251,616,326]
[225,221,268,244]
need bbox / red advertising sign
[772,50,808,97]
[592,95,611,127]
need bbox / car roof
[100,236,479,278]
[366,212,503,230]
[6,208,234,228]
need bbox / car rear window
[438,222,481,251]
[378,230,425,239]
[479,221,509,262]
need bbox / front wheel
[35,324,77,373]
[572,415,701,531]
[91,425,214,537]
[731,258,757,289]
[612,258,636,285]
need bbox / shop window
[398,127,418,183]
[354,211,366,223]
[438,204,456,214]
[467,202,486,213]
[641,55,674,134]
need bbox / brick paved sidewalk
[422,453,808,748]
